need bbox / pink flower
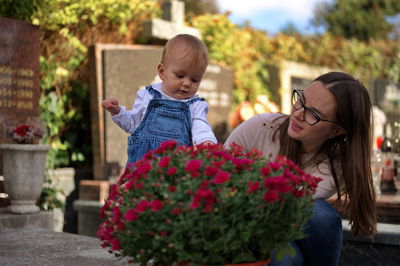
[124,209,138,221]
[168,185,176,192]
[212,171,231,184]
[158,156,170,168]
[150,199,163,211]
[263,190,280,203]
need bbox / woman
[224,72,377,265]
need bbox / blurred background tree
[313,0,400,41]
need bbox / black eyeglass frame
[291,89,338,126]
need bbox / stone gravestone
[89,44,233,180]
[0,17,40,175]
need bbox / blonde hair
[161,34,208,70]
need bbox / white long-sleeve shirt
[224,113,343,199]
[111,83,217,145]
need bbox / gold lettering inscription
[0,88,34,99]
[0,99,34,110]
[0,65,34,77]
[0,77,34,88]
[0,77,12,86]
[0,65,12,75]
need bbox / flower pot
[0,144,50,214]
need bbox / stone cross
[141,0,200,42]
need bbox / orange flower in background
[229,95,280,129]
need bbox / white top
[224,113,343,199]
[111,83,217,145]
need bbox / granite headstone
[0,17,40,175]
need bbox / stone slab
[340,220,400,266]
[73,199,103,237]
[0,208,53,230]
[0,227,128,265]
[79,180,109,202]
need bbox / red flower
[205,165,219,176]
[124,209,138,221]
[166,167,177,175]
[158,156,170,168]
[171,208,180,215]
[135,200,149,213]
[212,171,231,184]
[185,160,202,172]
[247,181,260,194]
[150,199,163,211]
[168,185,176,192]
[263,190,280,203]
[155,140,178,154]
[260,166,271,177]
[110,238,121,251]
[14,125,30,136]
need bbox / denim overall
[127,86,204,164]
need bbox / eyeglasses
[291,89,338,126]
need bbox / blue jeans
[127,86,203,164]
[270,199,343,266]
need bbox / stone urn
[0,144,50,214]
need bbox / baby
[102,34,217,164]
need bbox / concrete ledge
[0,208,53,230]
[340,220,400,266]
[342,220,400,245]
[0,228,128,265]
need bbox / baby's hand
[102,98,121,116]
[201,141,214,146]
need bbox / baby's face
[158,49,206,100]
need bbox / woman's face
[288,81,343,152]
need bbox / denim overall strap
[145,85,162,99]
[186,97,205,105]
[126,92,196,164]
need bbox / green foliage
[192,14,271,104]
[37,178,65,211]
[0,0,159,169]
[313,0,400,41]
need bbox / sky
[217,0,331,35]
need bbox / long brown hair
[275,72,377,237]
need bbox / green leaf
[275,244,296,262]
[232,253,256,263]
